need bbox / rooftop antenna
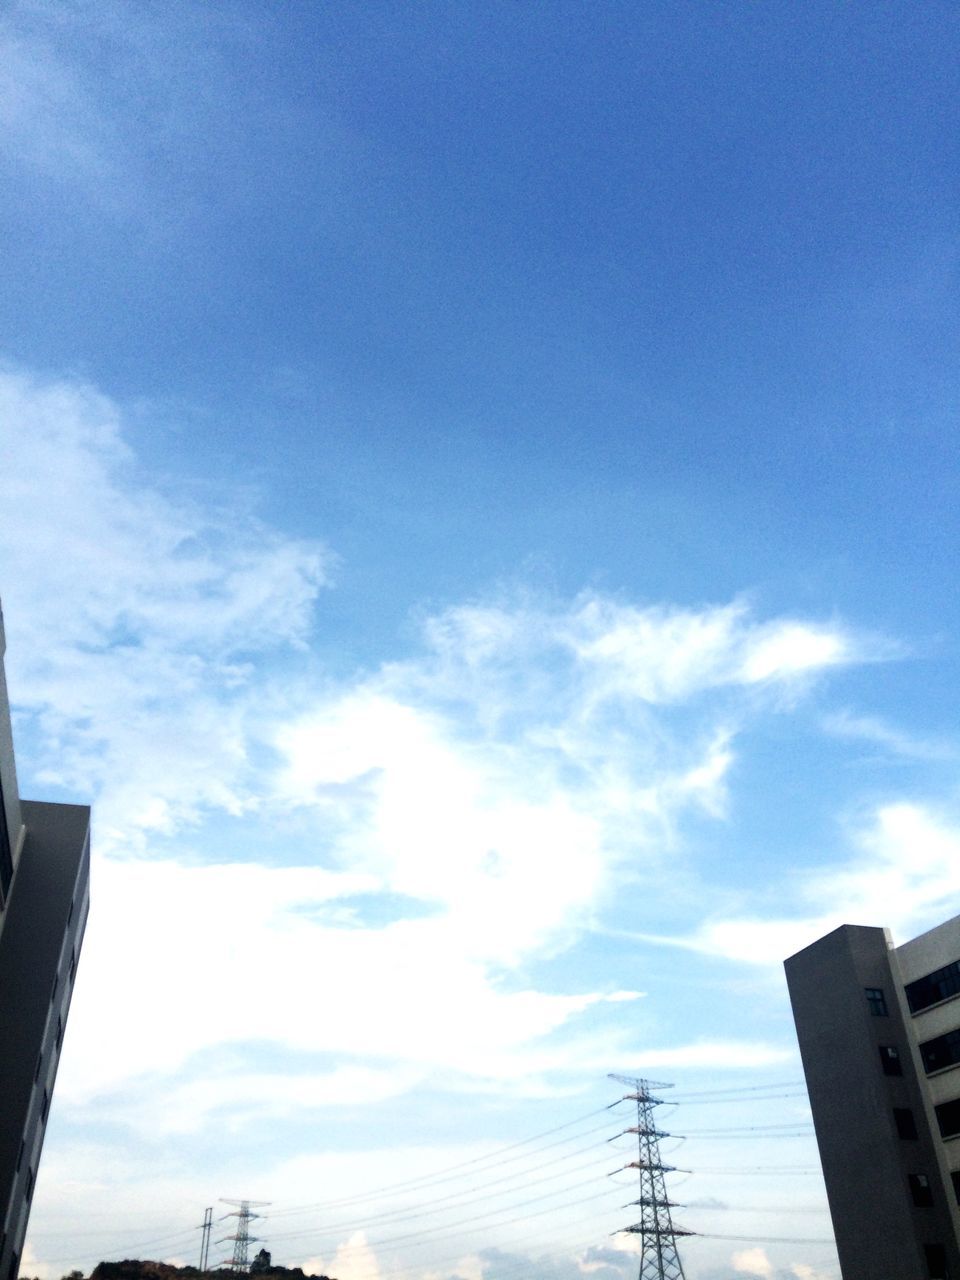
[217,1199,271,1271]
[608,1074,693,1280]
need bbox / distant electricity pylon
[199,1207,213,1271]
[217,1199,271,1271]
[609,1074,693,1280]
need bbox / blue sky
[2,3,960,1279]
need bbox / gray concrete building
[0,604,90,1280]
[785,916,960,1280]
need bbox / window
[866,987,888,1016]
[906,959,960,1014]
[56,1015,63,1050]
[909,1173,934,1206]
[952,1169,960,1206]
[920,1027,960,1075]
[879,1044,903,1076]
[894,1107,918,1139]
[69,947,77,984]
[925,1244,948,1279]
[935,1096,960,1140]
[24,1168,33,1203]
[40,1089,49,1123]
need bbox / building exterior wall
[0,607,24,906]
[0,604,91,1280]
[785,920,960,1280]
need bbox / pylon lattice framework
[609,1074,693,1280]
[217,1199,271,1271]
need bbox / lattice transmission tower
[198,1206,213,1271]
[609,1074,693,1280]
[217,1199,271,1271]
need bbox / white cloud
[732,1247,773,1278]
[617,1040,791,1070]
[271,595,860,972]
[302,1232,381,1280]
[18,1240,55,1280]
[821,709,954,761]
[0,365,331,853]
[1,363,872,1144]
[663,800,960,966]
[739,625,849,685]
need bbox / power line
[692,1166,822,1174]
[268,1105,615,1220]
[670,1081,806,1099]
[267,1147,617,1243]
[36,1226,203,1266]
[269,1174,622,1249]
[694,1231,835,1245]
[663,1092,808,1106]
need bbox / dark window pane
[879,1045,903,1076]
[906,960,960,1013]
[952,1170,960,1206]
[909,1173,934,1206]
[935,1096,960,1140]
[919,1027,960,1075]
[894,1107,918,1139]
[925,1244,947,1279]
[866,987,888,1016]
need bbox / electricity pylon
[217,1199,271,1271]
[609,1074,693,1280]
[198,1207,213,1271]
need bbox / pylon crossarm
[619,1225,696,1238]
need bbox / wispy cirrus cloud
[821,708,956,761]
[0,0,253,212]
[658,800,960,966]
[2,363,867,1280]
[1,364,331,851]
[2,363,873,1128]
